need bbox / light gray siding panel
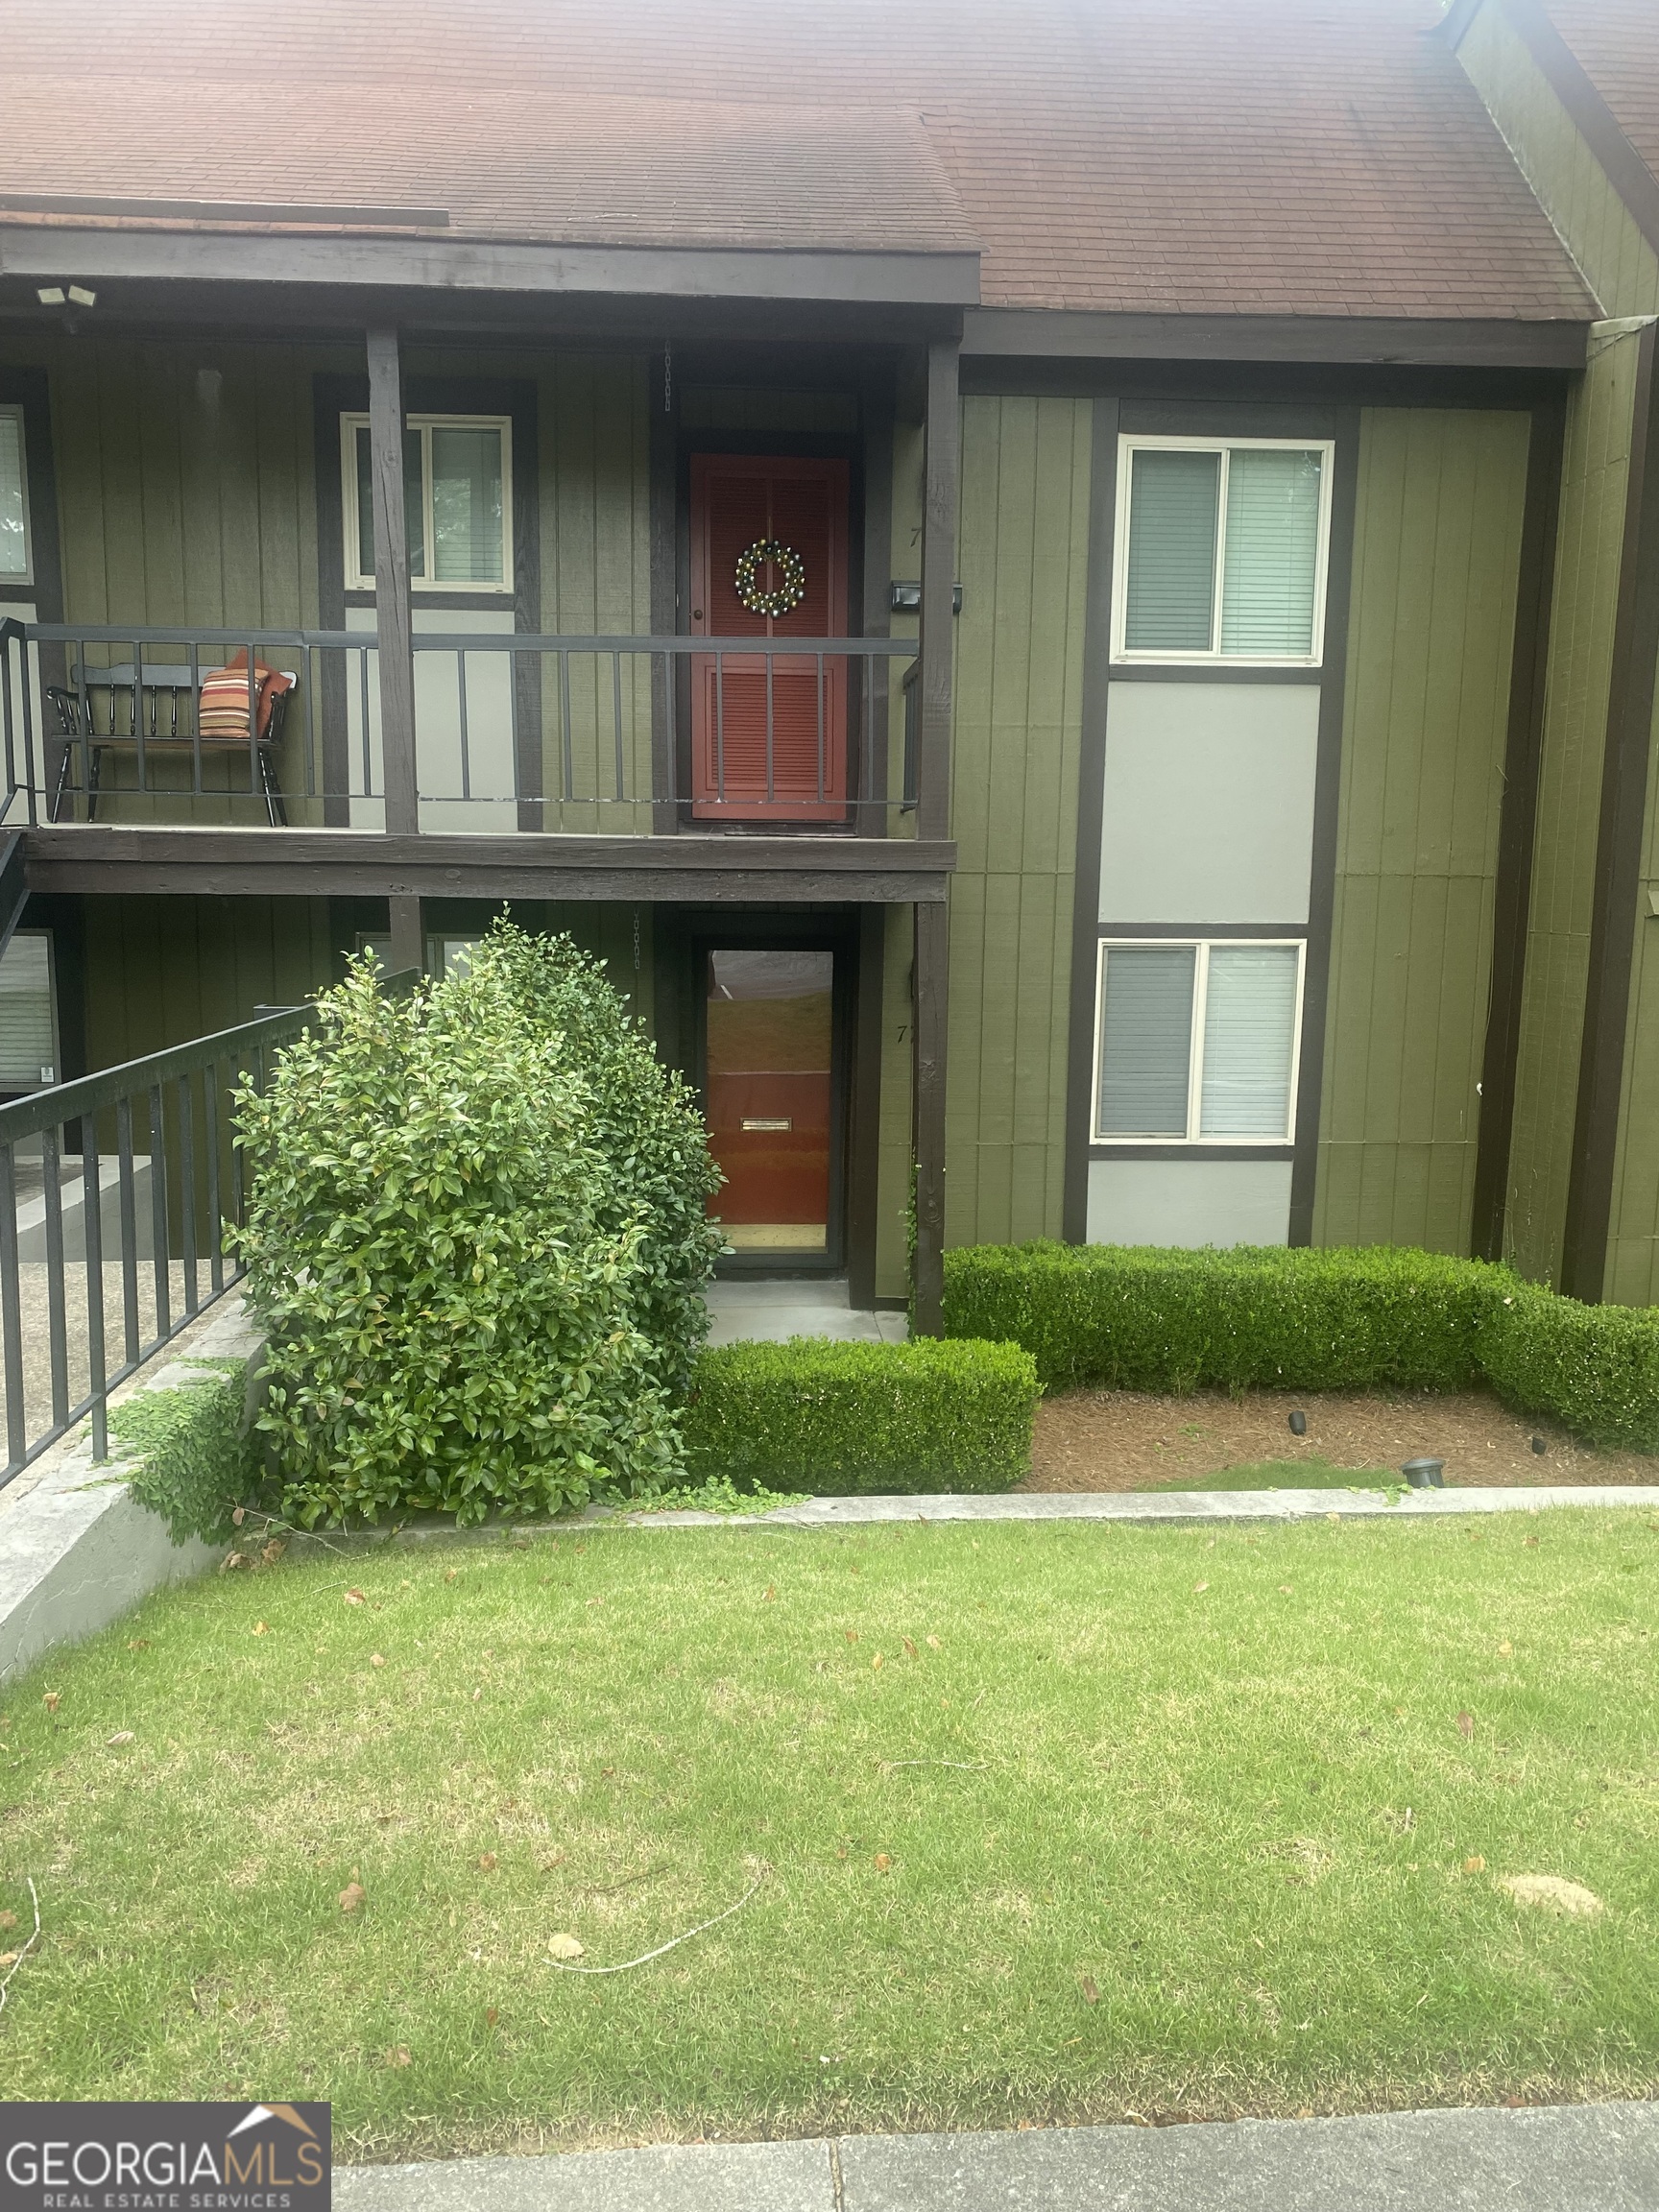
[1098,683,1319,925]
[1086,1157,1293,1247]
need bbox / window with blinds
[0,406,30,582]
[1115,439,1331,663]
[343,415,509,592]
[0,932,58,1091]
[1094,939,1302,1142]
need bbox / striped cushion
[198,653,293,742]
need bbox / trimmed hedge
[682,1337,1039,1495]
[944,1241,1507,1395]
[1480,1283,1659,1452]
[114,1361,259,1546]
[942,1239,1659,1454]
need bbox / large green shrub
[943,1241,1510,1395]
[682,1337,1040,1495]
[1480,1283,1659,1451]
[234,929,721,1527]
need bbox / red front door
[689,454,849,822]
[705,949,834,1253]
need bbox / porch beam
[20,827,955,904]
[912,337,960,1337]
[366,325,419,838]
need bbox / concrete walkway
[335,2103,1659,2210]
[703,1277,907,1348]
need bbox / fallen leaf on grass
[1464,1856,1487,1874]
[902,1638,918,1658]
[1278,1584,1293,1596]
[1192,1581,1210,1595]
[926,1635,941,1649]
[874,1854,892,1872]
[106,1731,134,1747]
[370,1654,386,1669]
[1524,1535,1539,1548]
[872,1653,883,1671]
[344,1589,367,1607]
[485,2007,499,2027]
[0,1911,15,1932]
[128,1640,150,1652]
[478,1853,497,1872]
[41,1693,59,1713]
[845,1630,859,1645]
[1456,1711,1475,1740]
[1497,1874,1604,1918]
[445,1569,458,1584]
[0,1951,19,1968]
[762,1586,776,1601]
[261,1540,286,1565]
[1079,1973,1099,2005]
[1498,1642,1513,1656]
[339,1871,367,1913]
[252,1623,269,1637]
[386,2046,411,2068]
[548,1933,585,1960]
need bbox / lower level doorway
[703,945,841,1265]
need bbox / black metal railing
[0,974,417,1491]
[0,620,920,832]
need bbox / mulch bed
[1023,1385,1657,1492]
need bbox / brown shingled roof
[0,0,1595,322]
[1543,0,1659,188]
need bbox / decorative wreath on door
[733,538,807,618]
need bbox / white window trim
[0,401,35,589]
[340,413,513,594]
[1110,435,1335,668]
[1091,936,1306,1145]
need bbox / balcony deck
[2,620,950,902]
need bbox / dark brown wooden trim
[22,826,955,904]
[0,227,982,307]
[1489,0,1659,266]
[649,342,679,834]
[911,340,959,1334]
[1561,325,1659,1299]
[846,904,886,1309]
[366,327,418,836]
[962,309,1590,371]
[1470,396,1566,1262]
[1287,407,1362,1245]
[1063,397,1122,1243]
[961,356,1569,413]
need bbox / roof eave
[962,307,1590,370]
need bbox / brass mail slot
[741,1117,792,1132]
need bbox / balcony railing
[0,620,920,835]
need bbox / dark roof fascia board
[1466,0,1659,260]
[0,224,980,306]
[961,308,1590,370]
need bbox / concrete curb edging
[0,1300,260,1685]
[332,2101,1659,2211]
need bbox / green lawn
[2,1513,1657,2160]
[1146,1459,1397,1493]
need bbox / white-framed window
[0,404,33,585]
[1092,938,1304,1143]
[341,414,511,592]
[1112,437,1334,666]
[0,931,58,1091]
[355,931,479,977]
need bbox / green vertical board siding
[875,420,925,1299]
[1507,331,1642,1284]
[80,897,334,1070]
[1456,2,1659,320]
[942,396,1091,1256]
[1604,647,1659,1304]
[1314,408,1529,1254]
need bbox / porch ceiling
[19,828,955,905]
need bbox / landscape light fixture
[1530,1434,1547,1455]
[1287,1409,1308,1436]
[1401,1457,1445,1489]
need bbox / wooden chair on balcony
[46,652,294,825]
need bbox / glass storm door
[705,949,834,1253]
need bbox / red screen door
[689,454,849,822]
[706,949,834,1252]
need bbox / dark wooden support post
[911,338,959,1336]
[388,894,423,976]
[367,326,420,840]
